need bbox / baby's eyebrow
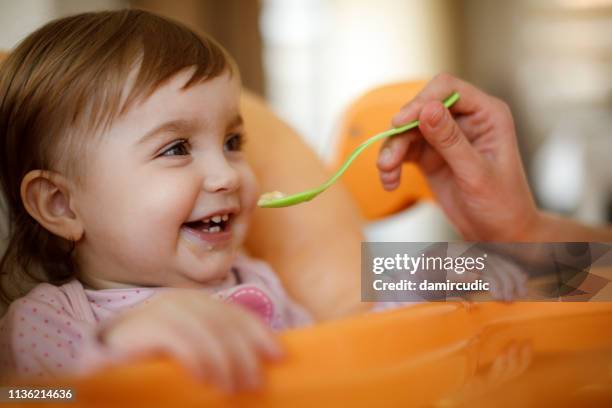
[137,118,198,145]
[137,114,243,145]
[227,114,243,129]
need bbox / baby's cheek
[230,164,257,246]
[139,177,195,222]
[239,164,260,215]
[121,177,195,254]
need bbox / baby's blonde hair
[0,9,236,305]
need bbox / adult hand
[377,73,539,241]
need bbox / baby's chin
[177,235,238,284]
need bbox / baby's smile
[185,213,231,233]
[180,207,239,251]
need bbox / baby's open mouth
[183,213,233,233]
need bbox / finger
[169,342,206,380]
[488,350,507,385]
[377,131,415,172]
[455,113,487,143]
[505,344,520,377]
[167,316,235,392]
[487,278,502,301]
[157,331,211,382]
[193,327,235,392]
[223,327,262,390]
[416,145,445,175]
[379,166,402,190]
[189,310,263,392]
[392,73,490,127]
[238,313,284,361]
[498,261,528,300]
[493,266,514,302]
[517,342,532,374]
[507,266,528,299]
[418,100,488,184]
[382,179,400,191]
[405,137,424,162]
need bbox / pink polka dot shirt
[0,253,311,381]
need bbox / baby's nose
[202,161,240,193]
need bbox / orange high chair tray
[9,301,612,407]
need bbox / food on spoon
[258,191,286,205]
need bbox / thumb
[418,101,486,183]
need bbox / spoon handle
[321,91,460,191]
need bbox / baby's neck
[78,269,234,291]
[79,275,140,290]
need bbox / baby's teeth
[221,214,229,221]
[209,226,221,233]
[212,215,222,223]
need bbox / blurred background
[1,0,611,241]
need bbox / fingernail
[379,147,392,164]
[427,104,445,128]
[392,113,407,127]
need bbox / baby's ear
[20,170,84,241]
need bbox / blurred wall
[131,0,265,96]
[260,0,461,241]
[261,0,460,158]
[458,0,612,223]
[0,0,125,50]
[0,0,265,95]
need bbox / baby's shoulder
[4,280,84,320]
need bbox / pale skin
[378,73,612,242]
[21,68,282,392]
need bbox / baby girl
[0,9,310,391]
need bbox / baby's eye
[224,133,244,152]
[160,140,190,157]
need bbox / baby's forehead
[109,69,240,135]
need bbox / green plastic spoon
[257,91,460,208]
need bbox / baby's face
[73,69,258,288]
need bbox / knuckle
[472,162,489,181]
[397,102,412,113]
[455,164,489,195]
[436,121,463,149]
[389,134,407,150]
[399,91,428,115]
[468,169,490,193]
[377,160,389,172]
[382,181,399,191]
[493,97,511,115]
[434,72,454,84]
[491,98,516,135]
[381,173,399,184]
[411,93,426,106]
